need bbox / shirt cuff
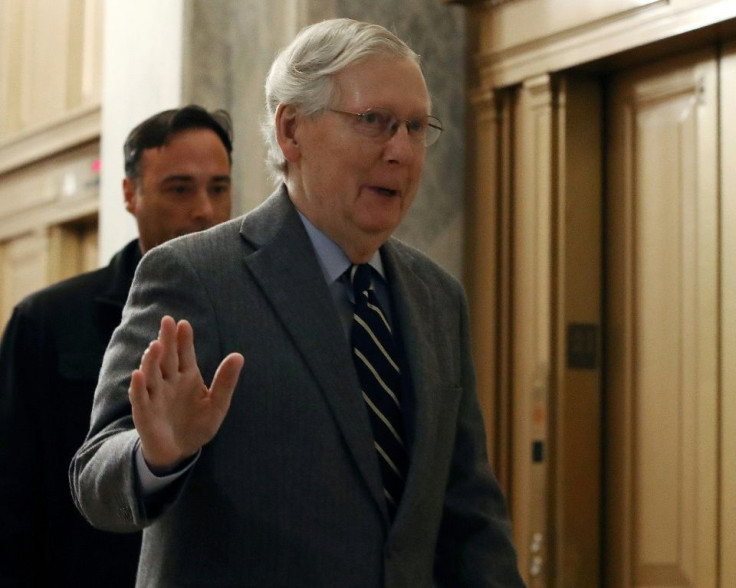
[134,441,200,496]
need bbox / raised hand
[128,315,244,474]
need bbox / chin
[360,208,404,229]
[359,225,398,247]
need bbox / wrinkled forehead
[331,56,431,113]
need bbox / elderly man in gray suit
[70,18,524,587]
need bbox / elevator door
[604,48,720,587]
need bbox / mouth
[369,186,399,197]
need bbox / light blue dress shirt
[297,210,393,337]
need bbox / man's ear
[276,104,301,163]
[123,177,136,215]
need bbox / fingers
[128,368,149,407]
[139,314,241,407]
[158,315,178,378]
[176,319,197,372]
[138,339,163,388]
[209,352,244,410]
[133,315,176,398]
[215,353,244,390]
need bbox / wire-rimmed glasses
[326,107,443,147]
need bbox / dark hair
[123,105,233,180]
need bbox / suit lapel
[382,242,442,518]
[239,187,387,518]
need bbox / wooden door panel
[605,49,719,587]
[720,39,736,588]
[0,231,48,328]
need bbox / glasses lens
[424,116,443,147]
[356,109,394,138]
[335,108,443,146]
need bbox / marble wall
[99,0,185,263]
[183,0,467,279]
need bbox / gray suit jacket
[70,186,523,587]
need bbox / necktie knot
[350,263,372,300]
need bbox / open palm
[129,315,244,474]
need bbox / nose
[383,123,418,164]
[192,187,215,222]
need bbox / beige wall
[0,0,103,327]
[98,0,185,263]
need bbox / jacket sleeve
[433,290,526,587]
[0,306,48,585]
[69,244,211,532]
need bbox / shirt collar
[297,210,385,284]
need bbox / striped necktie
[349,263,408,519]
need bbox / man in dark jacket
[0,105,234,587]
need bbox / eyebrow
[160,174,232,184]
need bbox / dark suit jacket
[71,187,523,587]
[0,240,142,587]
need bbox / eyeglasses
[326,107,443,147]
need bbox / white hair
[261,18,421,182]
